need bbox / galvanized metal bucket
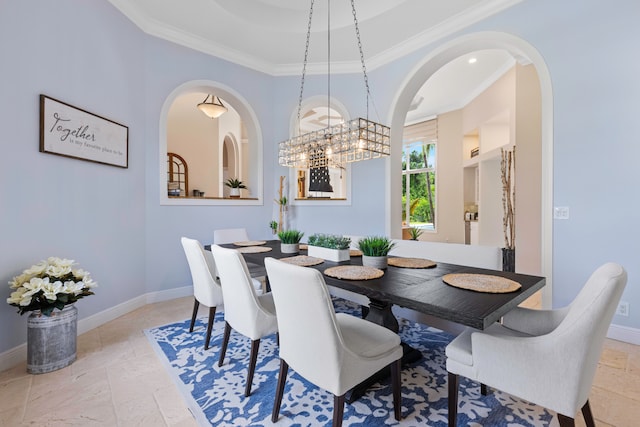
[27,305,77,374]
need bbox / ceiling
[109,0,522,123]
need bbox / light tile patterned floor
[0,296,638,426]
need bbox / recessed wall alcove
[159,80,263,206]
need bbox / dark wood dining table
[215,239,545,401]
[222,240,546,332]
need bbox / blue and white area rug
[145,299,556,426]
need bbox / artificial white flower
[7,257,96,316]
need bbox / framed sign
[39,95,129,168]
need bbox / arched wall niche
[287,95,352,206]
[387,31,553,308]
[159,79,263,205]
[220,133,240,197]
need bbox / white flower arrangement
[7,257,97,316]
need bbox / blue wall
[1,0,639,354]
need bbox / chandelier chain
[296,0,315,136]
[350,0,371,119]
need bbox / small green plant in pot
[225,178,246,198]
[269,220,278,234]
[307,234,351,250]
[408,227,423,241]
[278,229,304,254]
[307,233,351,262]
[358,236,396,269]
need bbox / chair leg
[581,400,595,427]
[204,307,216,350]
[480,383,489,396]
[189,299,200,332]
[557,414,576,427]
[390,359,402,420]
[272,359,289,423]
[333,394,345,427]
[218,322,232,366]
[448,372,459,427]
[245,339,261,397]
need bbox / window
[402,119,437,231]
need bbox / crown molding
[109,0,523,76]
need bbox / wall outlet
[616,301,629,317]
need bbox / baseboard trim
[608,323,640,345]
[2,290,637,372]
[0,285,192,372]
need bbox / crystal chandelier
[278,0,390,169]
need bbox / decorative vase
[502,248,515,272]
[229,188,240,198]
[362,255,388,269]
[307,246,350,262]
[281,243,299,254]
[27,305,77,374]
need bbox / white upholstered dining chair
[213,227,265,292]
[213,227,250,245]
[211,245,278,397]
[180,237,224,350]
[446,262,627,427]
[264,257,404,426]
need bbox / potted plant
[307,233,351,262]
[357,236,396,269]
[225,178,246,198]
[269,220,278,235]
[278,229,304,254]
[408,227,423,241]
[7,256,97,373]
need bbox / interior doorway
[388,32,554,309]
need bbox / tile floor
[0,296,638,426]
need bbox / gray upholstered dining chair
[446,262,627,427]
[180,237,224,350]
[264,257,404,427]
[211,245,278,397]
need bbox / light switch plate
[554,206,569,219]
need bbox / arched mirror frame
[388,31,553,308]
[159,80,263,206]
[288,95,352,206]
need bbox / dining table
[221,240,545,331]
[216,239,546,401]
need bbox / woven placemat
[442,273,521,293]
[236,246,272,254]
[349,249,363,257]
[233,240,266,247]
[388,257,436,269]
[280,255,324,267]
[324,265,384,281]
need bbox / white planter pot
[362,255,388,269]
[229,188,240,198]
[281,243,300,254]
[308,246,350,262]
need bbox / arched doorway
[388,32,553,308]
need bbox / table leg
[346,299,422,403]
[364,299,399,332]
